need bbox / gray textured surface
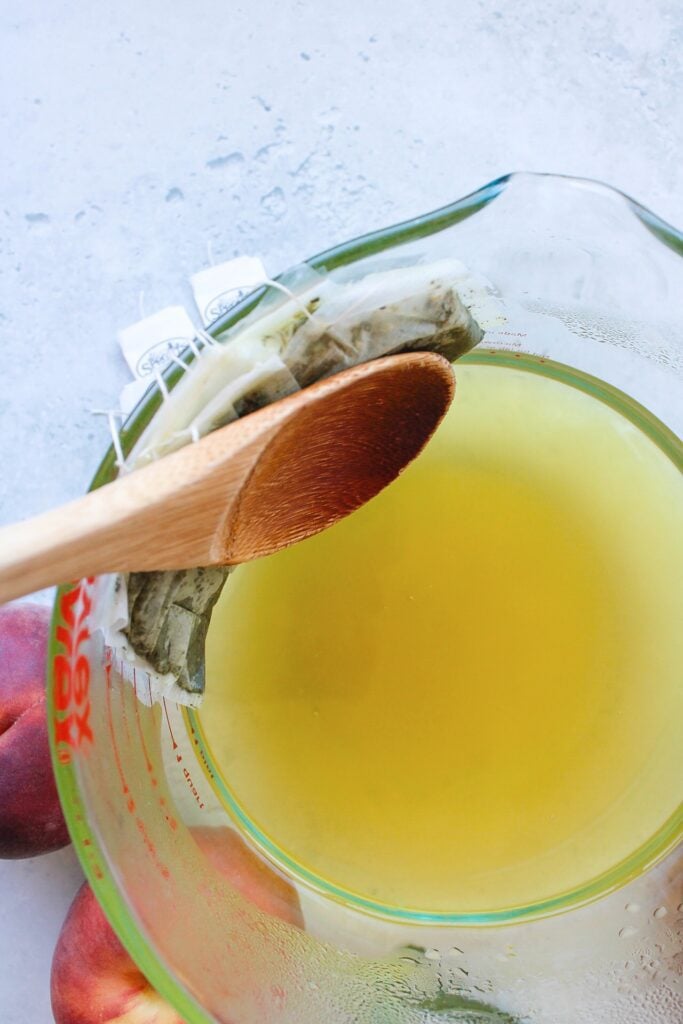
[0,1,681,1021]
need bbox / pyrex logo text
[53,579,94,764]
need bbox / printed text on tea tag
[191,256,267,327]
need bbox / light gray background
[0,1,681,1021]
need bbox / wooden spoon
[0,352,454,604]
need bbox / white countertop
[1,1,681,1020]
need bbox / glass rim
[48,171,683,1022]
[187,347,682,927]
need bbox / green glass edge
[187,350,682,926]
[46,587,209,1024]
[47,173,683,1017]
[191,683,683,926]
[465,350,682,467]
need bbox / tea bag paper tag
[117,305,200,415]
[118,305,198,381]
[191,256,267,326]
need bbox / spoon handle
[0,473,180,604]
[0,429,263,603]
[0,489,129,604]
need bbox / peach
[51,826,303,1023]
[0,602,70,857]
[191,825,304,929]
[51,881,186,1024]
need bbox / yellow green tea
[200,355,683,915]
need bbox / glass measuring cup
[48,173,682,1023]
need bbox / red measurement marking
[119,670,132,743]
[131,670,154,776]
[134,815,170,879]
[144,679,159,781]
[162,698,180,757]
[105,661,133,812]
[193,735,215,780]
[182,766,205,811]
[132,682,178,830]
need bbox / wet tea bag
[106,259,501,704]
[281,263,485,386]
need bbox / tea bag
[282,276,483,387]
[124,567,230,699]
[110,260,498,704]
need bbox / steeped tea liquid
[199,353,682,915]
